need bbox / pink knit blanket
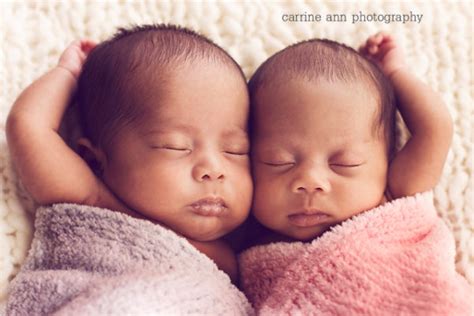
[239,192,473,315]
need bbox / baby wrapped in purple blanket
[8,204,252,315]
[6,24,254,315]
[239,193,472,314]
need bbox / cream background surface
[0,0,472,305]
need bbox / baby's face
[251,79,388,240]
[101,62,252,241]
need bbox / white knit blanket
[0,0,472,306]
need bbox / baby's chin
[184,231,225,242]
[177,222,232,242]
[277,225,333,242]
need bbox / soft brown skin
[250,32,453,243]
[361,32,453,199]
[6,40,253,282]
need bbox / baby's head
[249,39,396,241]
[76,24,252,241]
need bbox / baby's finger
[78,50,88,63]
[368,44,379,55]
[375,31,390,40]
[380,34,395,46]
[367,34,382,46]
[379,41,396,54]
[80,39,97,54]
[66,40,81,50]
[361,39,376,55]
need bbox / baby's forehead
[126,63,249,124]
[146,58,243,84]
[251,78,383,140]
[248,38,386,104]
[255,76,378,107]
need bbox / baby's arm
[361,32,453,198]
[6,40,112,206]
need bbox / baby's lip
[289,208,327,216]
[189,197,228,217]
[288,209,331,227]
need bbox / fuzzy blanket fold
[239,193,473,315]
[6,203,253,315]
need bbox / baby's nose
[192,154,225,182]
[291,168,331,194]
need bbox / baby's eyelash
[224,151,249,156]
[263,161,295,167]
[330,163,362,168]
[165,147,189,151]
[152,146,190,152]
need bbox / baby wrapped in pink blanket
[241,32,473,315]
[239,193,472,314]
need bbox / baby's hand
[359,32,405,77]
[57,39,96,79]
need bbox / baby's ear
[76,138,106,176]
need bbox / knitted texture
[0,0,472,304]
[6,204,253,315]
[239,193,473,315]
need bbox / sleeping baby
[239,32,473,314]
[6,24,253,315]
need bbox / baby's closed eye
[258,152,296,168]
[149,138,192,154]
[329,150,365,168]
[222,135,250,156]
[150,141,191,150]
[329,162,363,167]
[147,132,193,153]
[329,157,366,176]
[223,144,249,156]
[152,145,190,152]
[261,159,295,166]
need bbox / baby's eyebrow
[142,125,196,136]
[222,128,248,139]
[330,145,368,159]
[253,146,293,156]
[141,126,248,141]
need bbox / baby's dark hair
[77,24,246,148]
[248,38,397,157]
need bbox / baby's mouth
[288,210,330,227]
[189,197,228,217]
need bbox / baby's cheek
[253,178,282,213]
[341,176,385,216]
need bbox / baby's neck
[187,238,238,284]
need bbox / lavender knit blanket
[239,193,473,315]
[6,203,253,315]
